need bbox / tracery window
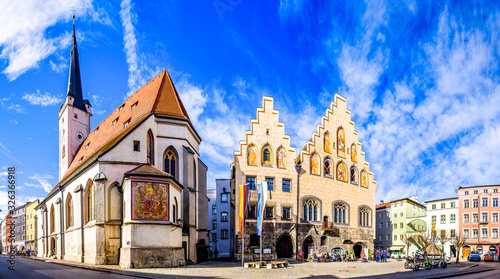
[334,203,348,224]
[359,207,371,227]
[303,199,319,221]
[86,182,95,223]
[147,130,154,165]
[66,193,74,229]
[164,147,177,179]
[324,158,332,176]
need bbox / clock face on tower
[76,132,84,142]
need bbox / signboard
[254,248,260,253]
[25,241,28,245]
[263,248,271,254]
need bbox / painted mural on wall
[324,131,332,153]
[132,181,169,221]
[361,170,368,188]
[247,144,257,166]
[351,143,357,162]
[337,162,347,182]
[311,153,320,175]
[337,127,345,158]
[277,146,287,169]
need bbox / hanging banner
[239,184,247,236]
[257,181,268,236]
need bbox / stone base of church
[119,247,184,269]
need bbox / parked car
[391,252,406,259]
[468,251,481,261]
[483,253,494,262]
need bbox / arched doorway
[331,247,344,255]
[302,236,315,259]
[462,245,471,259]
[276,234,293,258]
[353,243,363,258]
[50,237,56,256]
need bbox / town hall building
[35,16,209,268]
[231,96,377,260]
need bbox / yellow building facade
[26,199,39,253]
[231,95,377,260]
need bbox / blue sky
[1,0,499,220]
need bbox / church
[35,16,209,268]
[231,96,377,260]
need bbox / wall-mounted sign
[263,248,271,254]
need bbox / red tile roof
[47,69,193,197]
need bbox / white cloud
[278,0,305,21]
[9,119,18,124]
[22,90,61,106]
[176,75,207,125]
[28,173,54,193]
[6,103,24,113]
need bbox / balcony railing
[323,221,335,231]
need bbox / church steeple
[66,14,89,111]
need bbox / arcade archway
[302,236,315,259]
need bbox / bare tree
[436,232,450,256]
[450,233,467,263]
[409,230,432,252]
[402,234,413,255]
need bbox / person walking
[383,250,387,262]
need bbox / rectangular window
[464,214,470,224]
[266,177,274,191]
[440,215,446,224]
[464,200,470,209]
[472,229,478,239]
[394,213,397,218]
[450,202,456,208]
[473,214,479,223]
[248,205,256,218]
[400,212,403,217]
[493,198,499,207]
[211,233,217,242]
[450,214,456,223]
[482,213,488,222]
[394,235,397,241]
[212,220,217,230]
[265,206,273,219]
[133,140,140,151]
[493,229,499,238]
[431,215,436,223]
[473,199,478,208]
[465,191,469,195]
[474,190,478,194]
[386,234,390,241]
[282,179,291,192]
[393,224,397,229]
[450,229,456,237]
[440,230,446,238]
[441,203,445,209]
[494,189,498,193]
[221,212,228,222]
[400,235,403,240]
[221,229,228,239]
[386,222,390,228]
[482,198,488,207]
[464,229,470,239]
[493,213,498,223]
[484,189,488,193]
[247,176,256,190]
[212,205,216,214]
[432,204,436,210]
[221,193,228,203]
[379,235,383,241]
[379,222,383,228]
[482,228,488,238]
[400,222,403,229]
[282,207,291,220]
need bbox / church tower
[59,15,92,180]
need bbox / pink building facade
[458,185,500,258]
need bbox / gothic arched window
[86,182,95,223]
[261,144,272,165]
[334,202,348,224]
[350,166,358,185]
[66,193,74,229]
[303,199,319,221]
[359,206,371,227]
[147,130,154,165]
[50,204,55,233]
[164,147,177,179]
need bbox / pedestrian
[376,250,380,262]
[27,249,31,257]
[214,249,218,259]
[398,251,401,261]
[209,249,213,259]
[383,250,387,262]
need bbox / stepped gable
[49,70,192,196]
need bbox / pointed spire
[66,14,88,111]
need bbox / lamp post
[295,163,302,260]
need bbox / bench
[244,261,267,268]
[267,261,288,269]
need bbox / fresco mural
[361,170,368,188]
[311,153,320,175]
[277,146,287,169]
[247,144,257,166]
[351,143,357,162]
[337,162,347,182]
[324,131,332,153]
[337,127,345,158]
[132,181,169,221]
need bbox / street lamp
[295,162,302,261]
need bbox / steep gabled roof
[46,70,194,199]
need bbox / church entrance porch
[302,236,315,259]
[276,234,293,258]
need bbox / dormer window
[131,102,138,111]
[112,118,118,126]
[93,127,99,134]
[85,143,90,150]
[123,119,130,128]
[78,157,83,163]
[118,104,125,112]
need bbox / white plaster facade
[425,197,459,257]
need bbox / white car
[390,252,406,258]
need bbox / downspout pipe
[59,185,65,259]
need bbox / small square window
[266,129,270,135]
[94,127,99,134]
[112,118,119,126]
[221,193,228,203]
[85,143,90,150]
[118,104,124,112]
[133,141,140,151]
[74,113,78,119]
[131,102,138,110]
[123,119,130,128]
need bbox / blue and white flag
[256,181,268,236]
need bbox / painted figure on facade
[248,144,257,166]
[361,170,368,188]
[351,143,357,162]
[337,127,345,158]
[337,162,347,182]
[277,146,286,169]
[350,167,357,184]
[324,131,332,153]
[311,153,320,175]
[132,182,169,220]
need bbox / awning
[389,246,404,251]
